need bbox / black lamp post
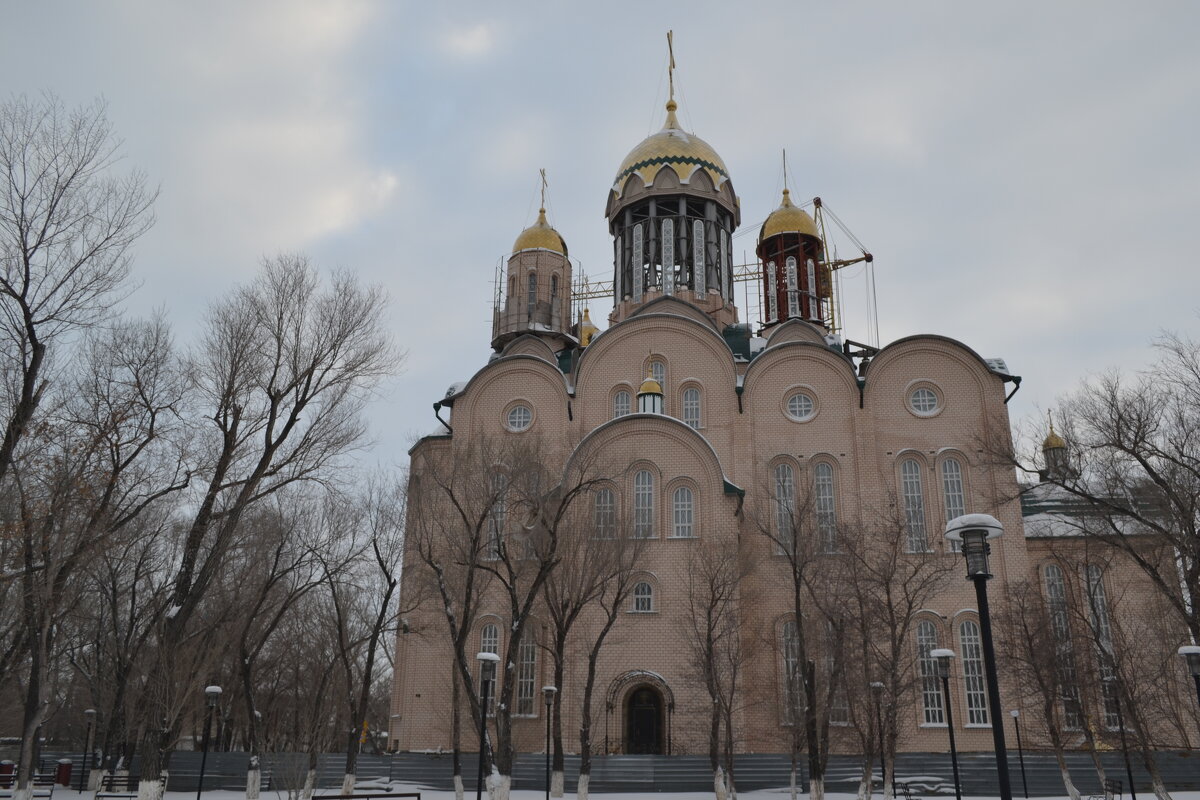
[78,709,96,791]
[542,686,557,800]
[475,653,499,800]
[196,685,222,800]
[1178,645,1200,713]
[870,681,886,794]
[945,514,1012,800]
[930,649,961,800]
[1010,710,1028,799]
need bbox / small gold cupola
[578,308,600,346]
[513,207,568,257]
[637,371,664,414]
[1041,411,1071,480]
[756,182,828,331]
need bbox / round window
[910,387,939,415]
[786,391,816,421]
[506,404,532,431]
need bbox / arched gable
[456,354,571,433]
[863,334,1002,408]
[765,318,828,347]
[742,340,858,400]
[576,311,736,392]
[627,296,721,332]
[501,334,559,363]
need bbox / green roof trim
[616,155,729,185]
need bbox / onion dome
[1043,427,1066,450]
[613,100,730,195]
[637,371,664,415]
[760,188,818,239]
[578,308,600,347]
[512,207,567,256]
[638,374,663,395]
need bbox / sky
[3,1,1198,464]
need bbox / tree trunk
[341,729,359,794]
[551,645,565,798]
[713,765,727,800]
[300,749,318,800]
[452,672,463,800]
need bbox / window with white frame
[782,620,800,724]
[480,623,499,713]
[785,256,800,318]
[1086,565,1120,728]
[786,391,816,421]
[959,620,989,725]
[633,470,654,538]
[814,462,837,553]
[672,486,695,538]
[613,390,631,419]
[632,581,653,612]
[774,463,796,554]
[767,261,778,321]
[506,404,532,432]
[941,458,966,551]
[650,360,666,389]
[682,387,701,429]
[806,258,819,320]
[593,488,616,539]
[516,636,537,716]
[917,620,945,725]
[1044,564,1082,729]
[910,387,939,415]
[901,459,928,552]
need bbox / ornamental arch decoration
[604,670,676,755]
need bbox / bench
[1089,778,1123,800]
[315,794,421,800]
[94,773,140,800]
[0,772,57,799]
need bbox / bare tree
[0,94,156,485]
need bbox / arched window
[633,470,654,539]
[527,272,537,310]
[672,486,695,538]
[806,258,819,320]
[826,620,850,725]
[593,488,616,539]
[774,463,796,554]
[917,620,944,725]
[766,261,778,321]
[550,274,559,305]
[781,620,800,723]
[785,256,800,318]
[486,473,506,560]
[480,623,499,714]
[693,219,706,295]
[682,387,701,429]
[1086,565,1120,728]
[516,636,537,716]
[661,218,675,295]
[632,582,654,612]
[1044,564,1082,729]
[814,462,837,553]
[632,223,644,302]
[650,360,666,389]
[613,390,631,419]
[941,458,966,552]
[900,459,928,552]
[959,620,989,725]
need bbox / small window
[786,391,815,421]
[632,581,654,613]
[682,387,701,429]
[613,390,631,419]
[910,387,939,415]
[506,404,532,431]
[672,486,695,538]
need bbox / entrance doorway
[625,686,664,754]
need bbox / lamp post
[542,686,557,800]
[1178,645,1200,712]
[475,653,499,800]
[1108,678,1138,800]
[870,681,886,794]
[945,514,1012,800]
[196,686,222,800]
[78,709,96,791]
[930,649,961,800]
[1010,711,1028,799]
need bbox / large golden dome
[613,100,729,194]
[512,207,567,256]
[761,188,819,240]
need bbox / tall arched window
[526,272,537,310]
[959,620,989,725]
[901,459,928,552]
[593,488,616,539]
[785,256,800,318]
[632,223,644,302]
[814,463,837,553]
[1044,564,1082,729]
[1086,565,1120,728]
[917,620,944,724]
[672,486,695,538]
[774,463,796,554]
[550,274,559,305]
[826,620,850,725]
[613,390,631,419]
[806,258,819,320]
[480,623,499,714]
[692,219,706,295]
[766,262,778,321]
[682,387,701,429]
[661,218,675,295]
[650,360,666,389]
[941,458,966,552]
[633,470,654,539]
[632,581,654,612]
[516,636,537,715]
[487,473,506,560]
[782,620,800,723]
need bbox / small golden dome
[579,308,599,347]
[760,188,819,240]
[513,208,567,256]
[613,100,729,194]
[1043,428,1066,450]
[638,374,663,395]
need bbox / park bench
[0,772,57,799]
[1089,778,1123,800]
[94,772,139,800]
[315,793,421,800]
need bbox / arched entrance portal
[625,685,664,754]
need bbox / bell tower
[756,188,828,331]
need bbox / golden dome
[579,308,599,347]
[761,189,819,240]
[513,208,567,256]
[613,100,729,194]
[1043,427,1066,450]
[638,374,663,395]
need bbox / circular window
[505,404,532,431]
[909,387,939,415]
[786,391,816,421]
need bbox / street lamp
[196,686,222,800]
[945,513,1012,800]
[930,649,961,800]
[78,709,96,791]
[1009,711,1028,799]
[870,681,886,794]
[1178,645,1200,712]
[475,653,500,800]
[542,686,557,800]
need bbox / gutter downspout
[433,401,453,434]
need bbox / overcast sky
[3,2,1197,464]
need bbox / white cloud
[442,23,496,59]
